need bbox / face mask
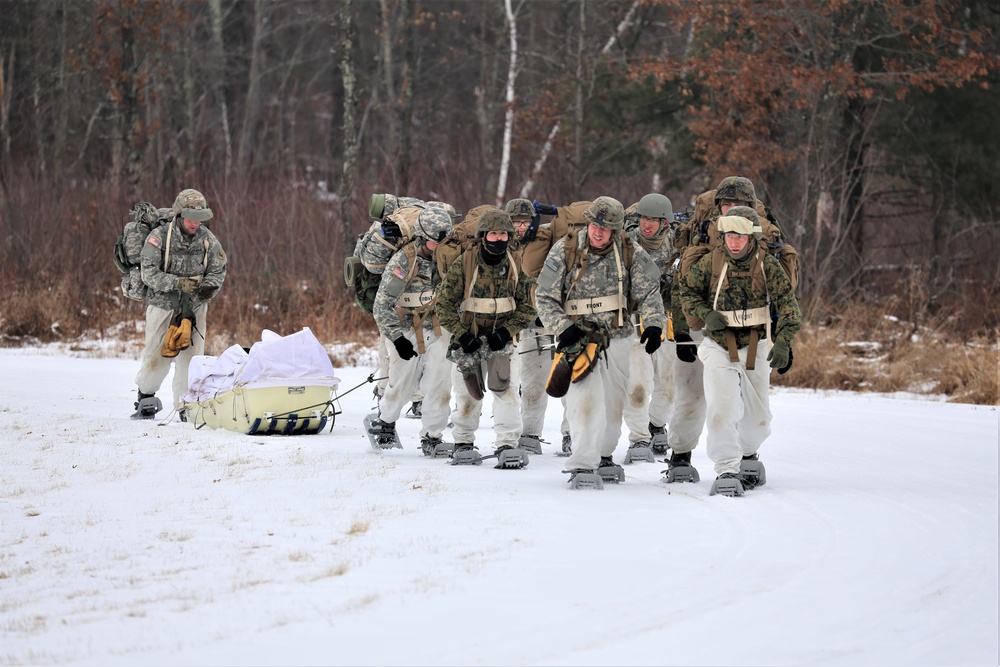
[484,238,508,256]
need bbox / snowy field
[1,347,997,666]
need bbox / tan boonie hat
[172,189,214,222]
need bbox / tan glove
[175,317,193,350]
[177,277,201,294]
[161,324,181,358]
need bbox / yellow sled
[185,384,335,435]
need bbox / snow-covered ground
[1,346,997,666]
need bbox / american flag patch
[147,237,161,248]
[392,267,406,280]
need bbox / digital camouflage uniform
[437,208,536,448]
[677,216,800,476]
[535,197,666,473]
[372,208,454,442]
[136,190,227,412]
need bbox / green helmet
[172,189,213,222]
[582,196,625,230]
[369,193,387,219]
[504,198,535,219]
[714,176,757,208]
[415,207,453,243]
[636,193,673,220]
[476,208,515,235]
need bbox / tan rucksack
[435,204,495,279]
[518,201,592,278]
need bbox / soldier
[621,193,677,462]
[534,196,666,488]
[133,189,227,420]
[677,208,800,496]
[437,208,536,467]
[366,208,454,454]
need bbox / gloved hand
[674,333,698,363]
[557,324,585,350]
[533,316,544,328]
[381,221,402,243]
[767,340,791,371]
[487,328,512,351]
[704,310,728,332]
[779,347,794,374]
[392,336,417,360]
[196,284,217,300]
[532,200,558,216]
[458,331,482,354]
[177,277,201,294]
[640,326,662,354]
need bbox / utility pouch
[487,354,511,393]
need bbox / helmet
[476,208,515,235]
[635,193,673,220]
[714,176,757,208]
[504,198,535,219]
[718,214,755,236]
[369,193,387,219]
[582,196,625,230]
[725,205,762,238]
[415,207,453,243]
[172,189,213,222]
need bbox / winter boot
[450,443,481,466]
[648,422,669,455]
[517,434,543,455]
[710,472,745,497]
[420,434,453,458]
[405,400,422,419]
[495,444,529,469]
[130,391,162,420]
[661,450,700,483]
[738,453,766,489]
[555,433,572,457]
[565,469,604,490]
[623,440,655,464]
[178,409,188,423]
[364,413,401,450]
[597,455,625,483]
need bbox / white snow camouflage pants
[450,351,522,448]
[699,336,772,475]
[516,326,553,437]
[564,337,631,472]
[378,328,451,439]
[622,335,676,443]
[668,330,707,454]
[135,303,208,411]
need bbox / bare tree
[338,0,359,241]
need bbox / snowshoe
[649,423,669,455]
[738,453,766,489]
[450,443,481,466]
[178,409,188,423]
[364,413,402,450]
[710,473,745,497]
[420,434,453,458]
[130,393,162,420]
[623,441,655,464]
[597,456,625,483]
[565,469,604,490]
[405,400,422,419]
[495,445,529,469]
[555,433,572,458]
[662,450,700,483]
[517,434,543,455]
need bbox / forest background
[0,0,997,405]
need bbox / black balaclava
[482,238,508,264]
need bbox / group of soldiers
[360,176,800,495]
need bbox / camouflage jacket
[677,243,800,349]
[627,228,676,309]
[373,244,440,341]
[437,247,536,341]
[535,230,666,341]
[140,218,227,311]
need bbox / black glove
[487,328,512,351]
[392,336,417,360]
[196,285,217,300]
[533,316,544,328]
[640,326,662,354]
[532,200,558,216]
[557,324,585,350]
[177,277,201,294]
[381,221,402,243]
[458,332,482,354]
[674,333,697,363]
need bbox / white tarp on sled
[183,328,340,435]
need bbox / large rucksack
[344,203,426,314]
[434,204,495,279]
[519,200,592,278]
[114,202,169,302]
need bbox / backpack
[518,201,592,278]
[115,202,167,302]
[434,204,495,279]
[344,204,426,314]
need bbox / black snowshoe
[130,392,162,420]
[364,413,401,450]
[649,422,669,455]
[738,453,766,490]
[420,434,453,458]
[661,450,700,483]
[597,455,625,483]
